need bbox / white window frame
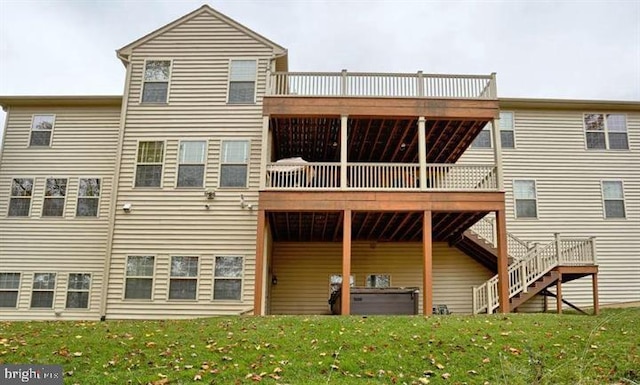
[212,255,244,302]
[123,256,156,301]
[0,272,21,308]
[28,114,56,147]
[601,180,627,219]
[7,177,34,217]
[168,256,200,301]
[218,139,250,189]
[226,58,258,105]
[140,58,173,104]
[176,139,208,188]
[65,273,92,310]
[512,179,539,219]
[471,112,515,149]
[42,177,68,218]
[30,272,57,309]
[134,140,166,188]
[499,111,516,149]
[365,274,391,288]
[76,177,102,218]
[583,113,629,151]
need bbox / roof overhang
[499,97,640,112]
[0,95,122,110]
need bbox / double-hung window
[228,60,257,104]
[43,178,67,217]
[220,140,249,188]
[135,141,164,187]
[76,178,100,217]
[177,141,206,187]
[213,256,243,300]
[584,113,629,150]
[29,115,55,146]
[31,273,56,308]
[169,256,199,300]
[471,112,515,148]
[513,180,538,218]
[125,256,155,300]
[0,273,20,308]
[602,181,626,219]
[8,178,34,217]
[66,273,91,309]
[142,60,171,103]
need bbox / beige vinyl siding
[105,11,276,319]
[459,109,640,309]
[269,242,493,315]
[0,105,121,320]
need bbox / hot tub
[329,287,420,315]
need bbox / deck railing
[469,217,532,260]
[472,234,597,314]
[265,162,497,191]
[268,71,497,99]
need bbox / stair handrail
[472,234,597,314]
[469,217,532,260]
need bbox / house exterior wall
[459,108,640,308]
[0,105,121,320]
[269,241,493,315]
[103,10,278,319]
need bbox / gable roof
[116,5,287,63]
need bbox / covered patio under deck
[253,191,510,316]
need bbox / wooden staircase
[464,218,598,314]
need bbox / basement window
[169,256,199,300]
[0,273,20,308]
[330,274,354,293]
[213,256,243,300]
[366,274,391,288]
[8,178,34,217]
[66,273,91,309]
[42,178,68,217]
[142,60,171,103]
[125,256,155,300]
[31,273,56,308]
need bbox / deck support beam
[340,115,348,190]
[556,273,563,314]
[418,117,427,190]
[422,211,433,315]
[496,209,509,313]
[592,274,599,315]
[341,209,352,315]
[253,209,267,315]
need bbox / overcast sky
[1,0,639,142]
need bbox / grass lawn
[0,308,638,385]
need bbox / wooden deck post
[592,274,599,315]
[496,209,509,313]
[556,273,563,314]
[418,117,427,190]
[253,209,266,315]
[340,115,348,190]
[422,211,433,315]
[259,116,269,189]
[341,209,352,315]
[491,115,504,191]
